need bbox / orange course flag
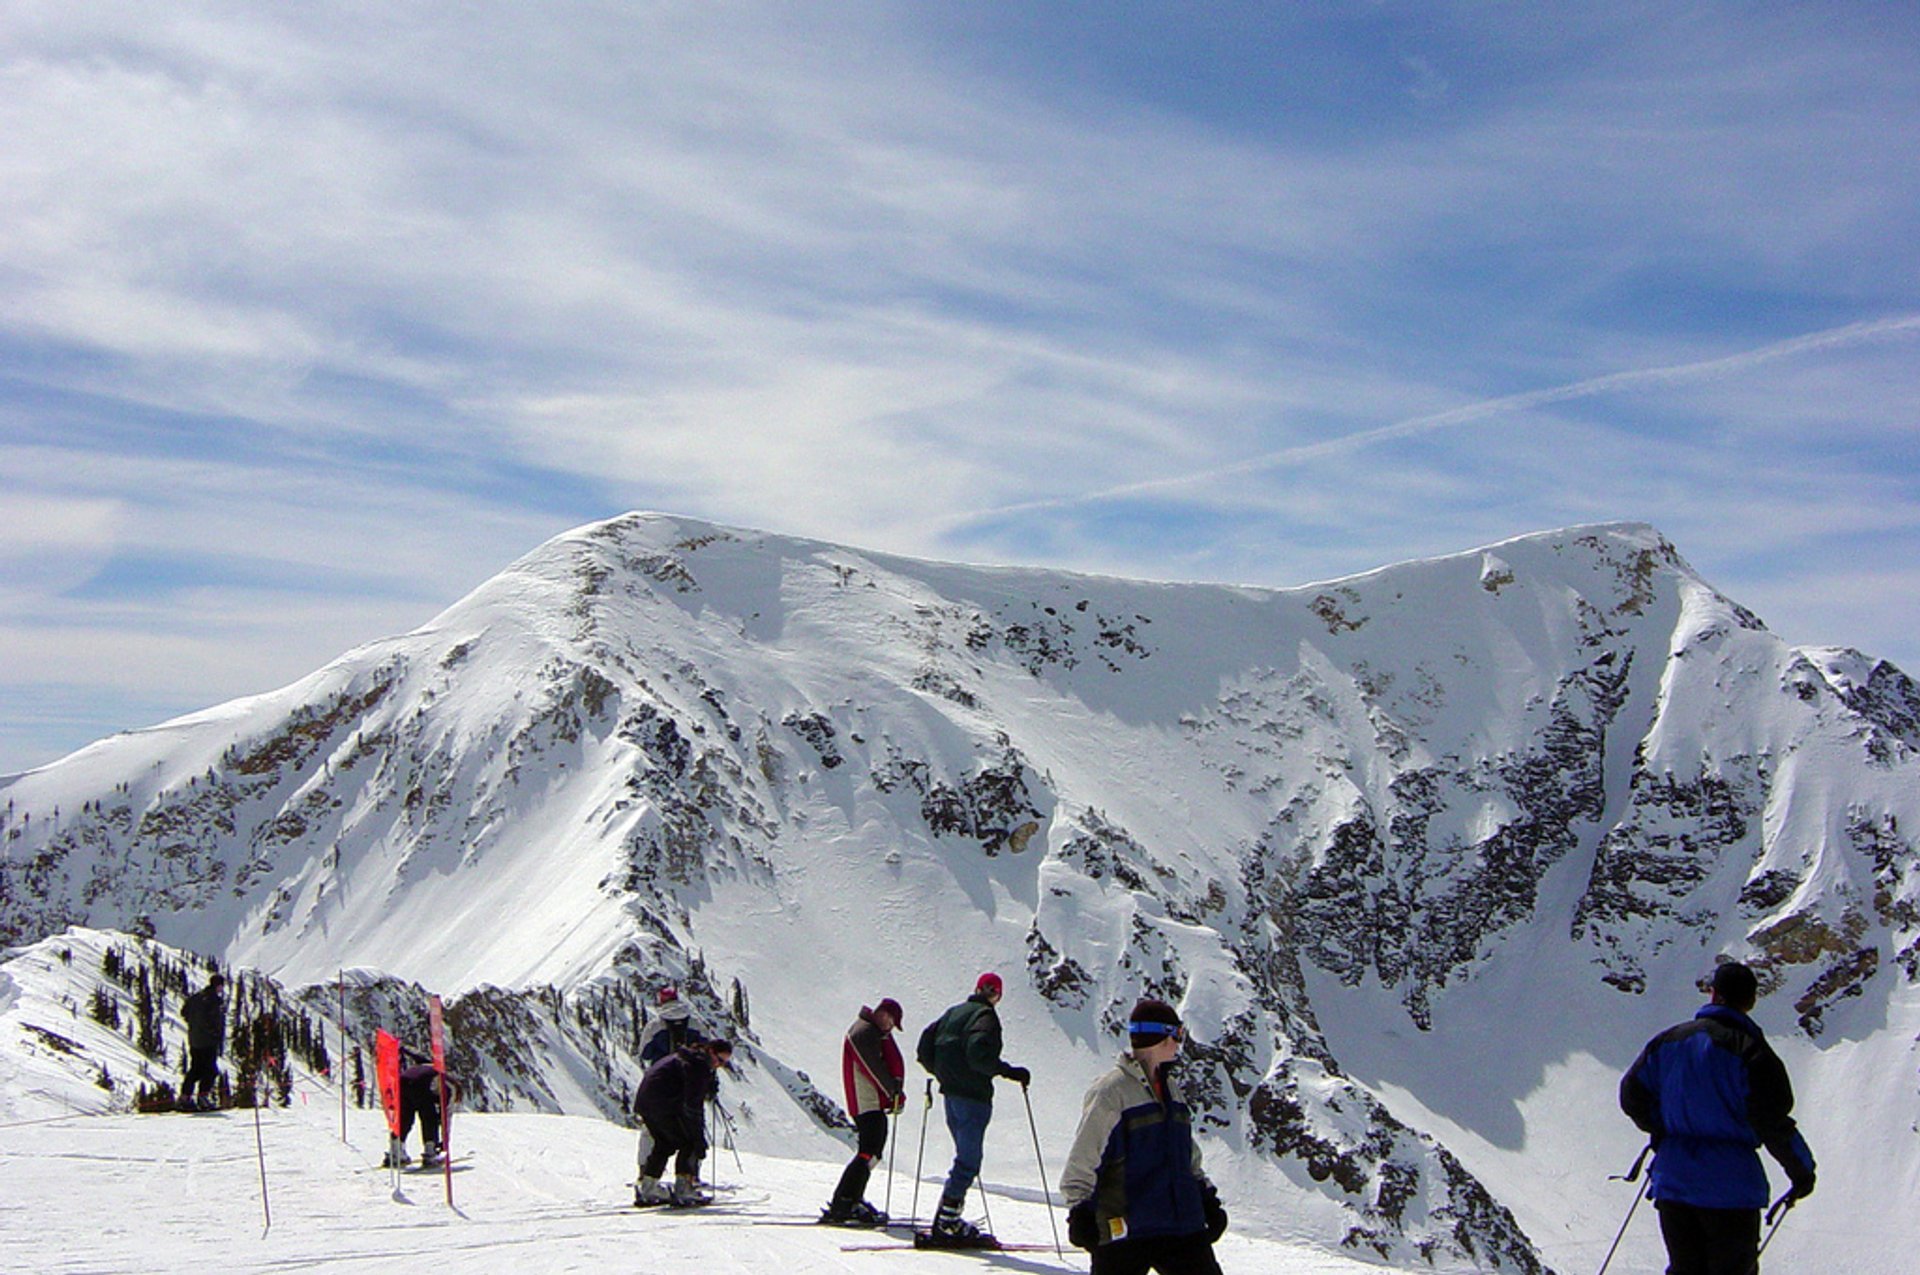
[375,1029,403,1139]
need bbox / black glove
[1201,1181,1228,1242]
[1066,1200,1098,1250]
[1789,1169,1816,1201]
[1002,1064,1031,1087]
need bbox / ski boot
[668,1174,713,1207]
[821,1197,887,1227]
[381,1136,413,1169]
[420,1143,443,1169]
[921,1198,995,1249]
[634,1175,671,1207]
[847,1200,888,1227]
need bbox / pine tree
[89,986,121,1030]
[134,971,163,1058]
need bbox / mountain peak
[4,515,1914,1274]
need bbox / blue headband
[1128,1020,1182,1038]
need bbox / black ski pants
[398,1077,443,1150]
[183,1044,220,1102]
[1656,1200,1761,1275]
[1089,1233,1224,1275]
[830,1110,890,1205]
[641,1109,707,1179]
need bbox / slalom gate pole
[337,972,348,1143]
[1020,1084,1064,1260]
[911,1080,933,1228]
[252,1069,272,1236]
[1594,1145,1653,1275]
[1748,1190,1796,1275]
[428,994,452,1209]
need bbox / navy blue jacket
[1620,1005,1815,1210]
[1060,1054,1210,1243]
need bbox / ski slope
[0,1093,1381,1274]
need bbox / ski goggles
[1128,1020,1185,1040]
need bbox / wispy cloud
[2,2,1918,770]
[950,315,1920,527]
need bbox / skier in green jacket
[916,972,1030,1245]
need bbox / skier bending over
[634,1037,734,1207]
[381,1057,459,1168]
[822,996,906,1225]
[634,986,707,1180]
[1061,998,1227,1274]
[178,972,227,1111]
[917,972,1030,1245]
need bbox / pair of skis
[745,1213,1053,1254]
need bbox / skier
[634,1037,734,1207]
[916,972,1030,1245]
[383,1060,459,1168]
[634,986,707,1182]
[1061,998,1227,1274]
[178,972,226,1111]
[822,996,906,1226]
[639,985,705,1065]
[1620,961,1816,1275]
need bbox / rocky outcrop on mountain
[5,512,1919,1273]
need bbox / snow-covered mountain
[5,512,1917,1273]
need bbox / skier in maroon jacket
[821,997,906,1225]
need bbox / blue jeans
[941,1094,993,1203]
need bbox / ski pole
[1589,1144,1651,1275]
[912,1080,932,1228]
[714,1099,744,1174]
[706,1099,721,1188]
[1748,1189,1796,1275]
[1020,1083,1064,1260]
[883,1100,901,1223]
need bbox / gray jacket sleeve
[1060,1071,1127,1206]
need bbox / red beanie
[975,972,1003,997]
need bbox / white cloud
[0,494,123,599]
[2,2,1918,765]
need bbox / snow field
[0,1092,1375,1274]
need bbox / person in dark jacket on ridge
[638,985,705,1066]
[178,972,226,1111]
[1620,961,1816,1275]
[916,972,1030,1244]
[634,1038,733,1207]
[823,997,907,1225]
[1061,998,1226,1274]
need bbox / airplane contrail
[954,313,1920,527]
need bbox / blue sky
[3,2,1918,774]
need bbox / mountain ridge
[4,511,1916,1272]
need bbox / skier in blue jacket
[1061,998,1226,1274]
[1620,961,1815,1274]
